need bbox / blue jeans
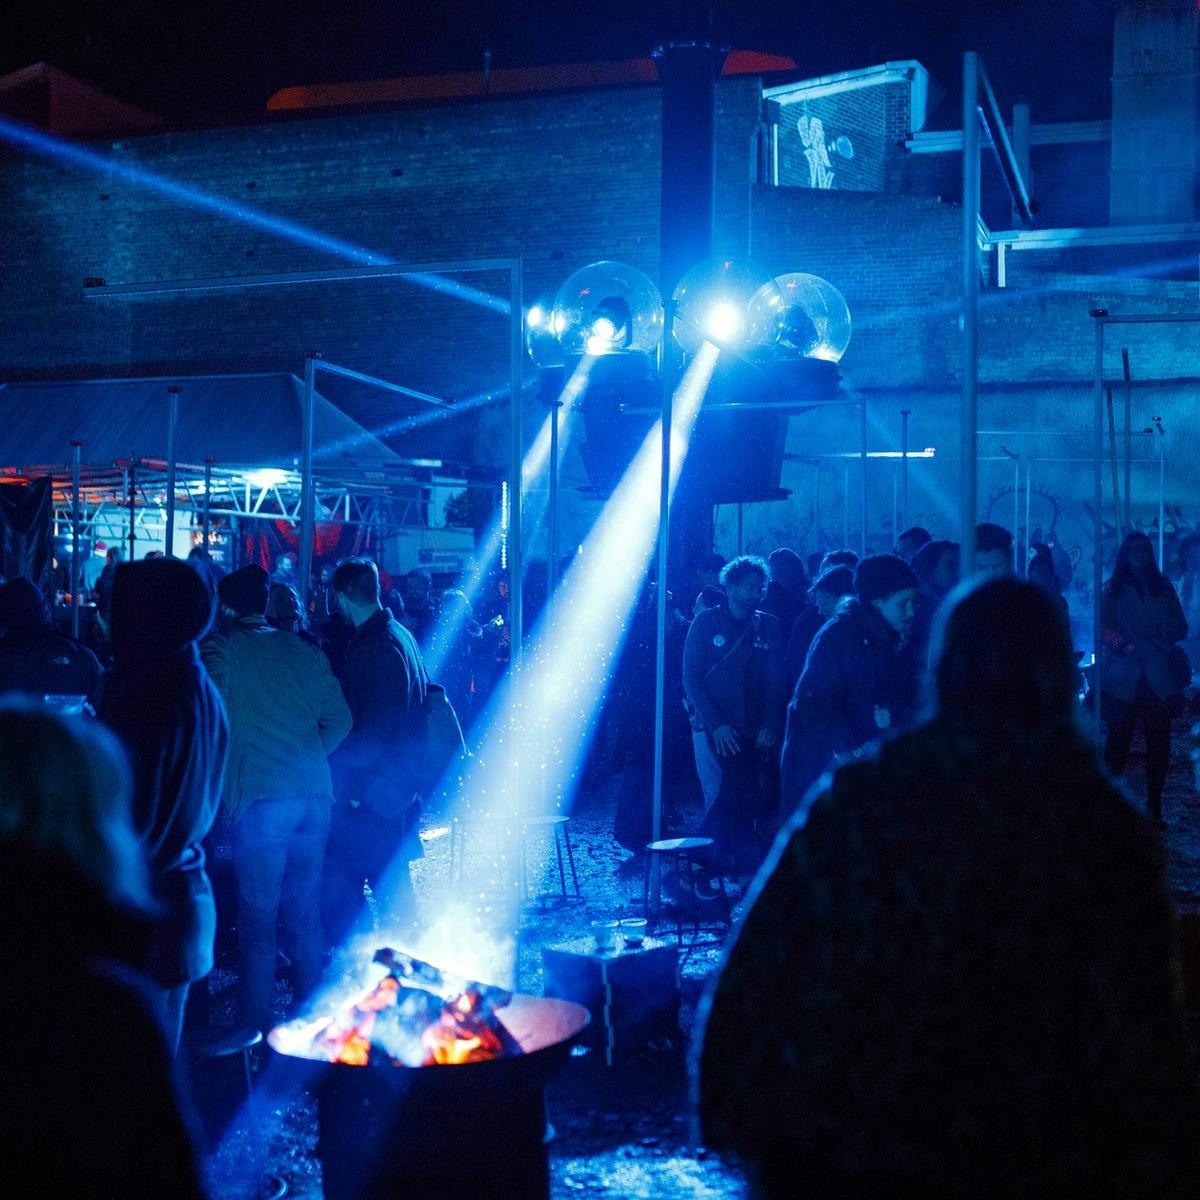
[233,794,331,1031]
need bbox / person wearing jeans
[231,794,331,1030]
[202,565,351,1031]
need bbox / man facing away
[326,559,429,937]
[0,576,102,699]
[781,554,919,814]
[201,564,351,1031]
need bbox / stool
[191,1028,287,1200]
[642,837,727,946]
[520,815,583,905]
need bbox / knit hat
[109,558,214,659]
[810,564,854,599]
[217,564,270,618]
[854,554,918,602]
[0,577,49,632]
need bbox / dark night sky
[2,1,1114,126]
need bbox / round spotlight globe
[750,272,852,362]
[671,257,782,354]
[525,296,564,368]
[551,261,664,358]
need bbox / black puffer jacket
[700,721,1200,1199]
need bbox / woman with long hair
[698,579,1198,1199]
[1101,530,1189,824]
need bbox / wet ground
[197,718,1199,1200]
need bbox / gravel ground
[197,717,1199,1200]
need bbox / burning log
[276,947,521,1068]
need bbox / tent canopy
[0,372,402,473]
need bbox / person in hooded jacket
[95,557,228,1054]
[698,579,1200,1200]
[0,576,102,699]
[781,555,918,812]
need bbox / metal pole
[1012,454,1020,572]
[127,465,136,562]
[1092,312,1106,728]
[1122,349,1133,536]
[961,52,981,572]
[1156,416,1166,568]
[547,397,561,593]
[843,461,850,548]
[737,503,744,554]
[892,466,898,546]
[165,386,180,556]
[1106,386,1121,544]
[70,441,82,639]
[900,408,911,531]
[651,299,677,904]
[299,355,318,606]
[202,458,213,554]
[859,398,868,556]
[509,262,524,669]
[1024,459,1032,567]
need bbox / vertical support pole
[651,299,677,908]
[1024,460,1032,569]
[1122,349,1133,536]
[165,386,181,556]
[859,397,868,556]
[127,465,136,562]
[1092,312,1106,728]
[961,52,981,573]
[202,458,213,556]
[737,503,744,554]
[70,441,82,640]
[842,461,850,549]
[1012,455,1020,572]
[509,262,524,670]
[1156,416,1166,568]
[1011,102,1031,228]
[813,463,821,549]
[900,408,911,532]
[892,465,898,546]
[548,397,561,594]
[300,355,318,606]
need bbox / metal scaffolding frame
[84,257,525,665]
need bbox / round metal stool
[642,836,728,945]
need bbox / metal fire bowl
[271,995,590,1200]
[267,992,590,1069]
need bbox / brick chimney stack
[1109,0,1200,223]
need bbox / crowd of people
[3,520,1200,1196]
[671,522,1195,886]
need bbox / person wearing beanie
[201,562,351,1031]
[94,558,229,1055]
[0,576,102,699]
[781,554,918,813]
[783,564,856,693]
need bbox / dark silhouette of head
[0,578,50,633]
[109,558,214,662]
[1108,530,1170,598]
[933,577,1077,737]
[767,547,806,593]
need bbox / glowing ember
[272,948,520,1068]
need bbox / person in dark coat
[96,557,229,1054]
[761,547,808,640]
[401,567,438,649]
[1101,530,1189,825]
[0,576,102,699]
[781,554,917,812]
[682,556,787,875]
[905,538,959,681]
[783,564,855,693]
[326,558,429,937]
[699,579,1200,1200]
[0,703,208,1200]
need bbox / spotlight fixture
[551,261,663,358]
[749,272,852,362]
[525,295,565,367]
[671,257,781,354]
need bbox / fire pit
[269,948,589,1200]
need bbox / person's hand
[755,728,778,750]
[712,724,741,757]
[874,705,892,730]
